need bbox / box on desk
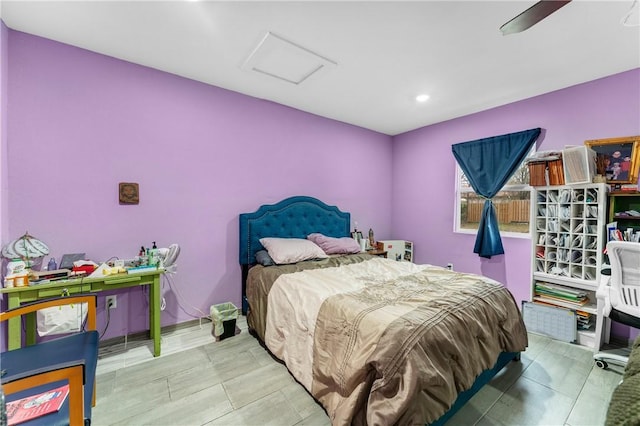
[29,269,70,284]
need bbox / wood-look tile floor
[92,317,625,426]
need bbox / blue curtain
[452,128,541,258]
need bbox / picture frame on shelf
[584,135,640,184]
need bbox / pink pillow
[307,233,361,255]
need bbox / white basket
[562,146,596,185]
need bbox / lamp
[1,232,50,270]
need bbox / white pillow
[259,237,328,265]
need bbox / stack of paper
[576,310,594,330]
[533,282,588,309]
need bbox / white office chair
[594,241,640,369]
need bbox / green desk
[0,268,164,356]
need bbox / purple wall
[1,21,8,242]
[392,68,640,341]
[3,30,393,343]
[2,26,639,346]
[1,22,8,347]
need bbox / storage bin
[563,146,596,185]
[210,302,238,340]
[528,158,565,186]
[528,161,547,186]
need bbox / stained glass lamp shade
[1,232,50,268]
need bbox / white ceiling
[1,1,639,136]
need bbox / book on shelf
[531,298,575,311]
[5,384,69,425]
[533,295,589,310]
[534,282,587,301]
[576,310,594,330]
[610,184,638,193]
[534,289,587,302]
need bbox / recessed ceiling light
[416,94,430,103]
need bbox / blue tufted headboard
[238,196,351,313]
[239,196,351,265]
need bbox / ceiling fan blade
[500,0,572,35]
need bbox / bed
[239,196,528,425]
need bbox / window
[455,154,533,237]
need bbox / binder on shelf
[534,282,587,300]
[533,295,588,310]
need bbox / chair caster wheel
[595,359,608,369]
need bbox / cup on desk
[4,274,28,288]
[3,276,13,288]
[16,274,28,287]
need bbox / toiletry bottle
[149,242,158,266]
[139,246,148,266]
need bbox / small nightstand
[366,249,387,258]
[377,240,413,262]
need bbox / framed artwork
[119,182,139,204]
[585,135,640,184]
[351,231,363,242]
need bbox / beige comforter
[248,256,527,425]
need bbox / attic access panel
[241,32,337,85]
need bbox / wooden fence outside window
[466,199,530,224]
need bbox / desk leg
[25,313,37,346]
[6,294,22,350]
[150,275,161,357]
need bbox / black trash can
[210,302,238,340]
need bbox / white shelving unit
[529,183,609,349]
